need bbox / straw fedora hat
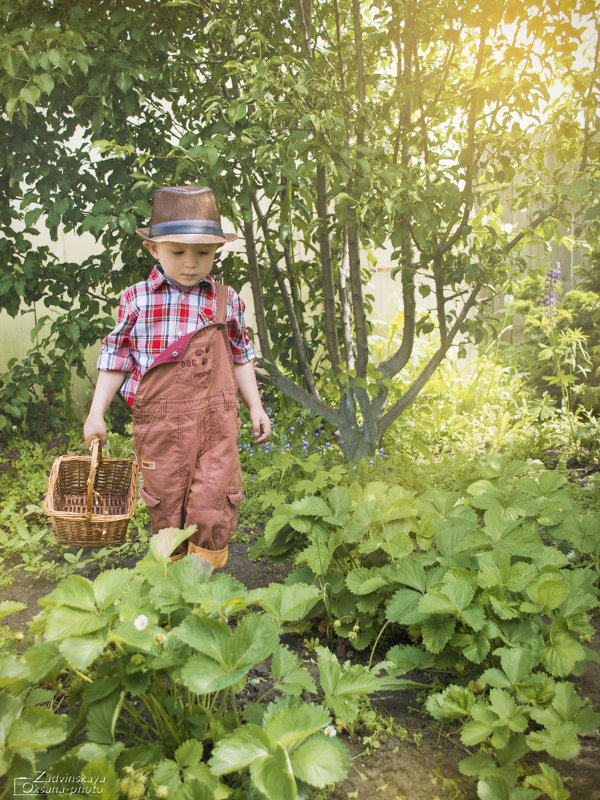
[136,185,237,244]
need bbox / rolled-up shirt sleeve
[96,288,137,373]
[227,287,256,364]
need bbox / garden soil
[2,538,599,800]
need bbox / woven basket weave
[44,438,138,547]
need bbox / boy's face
[145,241,221,288]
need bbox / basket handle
[85,437,103,520]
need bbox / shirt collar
[147,264,215,293]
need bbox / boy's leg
[184,404,243,568]
[133,414,187,534]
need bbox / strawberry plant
[0,527,378,799]
[253,460,600,799]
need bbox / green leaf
[461,715,496,746]
[271,645,316,695]
[181,653,251,694]
[0,654,28,690]
[175,739,204,767]
[0,600,27,621]
[289,495,331,517]
[250,742,297,800]
[188,573,251,617]
[263,698,330,748]
[382,644,435,676]
[0,692,22,748]
[345,568,388,596]
[86,692,124,745]
[526,576,570,612]
[80,759,119,800]
[527,722,581,760]
[458,750,496,777]
[20,84,41,105]
[421,616,456,654]
[451,629,491,663]
[250,582,321,622]
[426,685,475,721]
[524,763,570,800]
[8,706,66,750]
[178,613,280,693]
[316,647,378,724]
[499,647,535,684]
[58,634,106,670]
[559,177,589,201]
[327,487,353,519]
[209,725,272,774]
[44,607,109,640]
[419,579,474,615]
[1,49,19,76]
[541,627,585,677]
[290,734,349,787]
[40,574,97,611]
[385,587,424,624]
[92,569,130,609]
[33,72,55,95]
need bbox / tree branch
[433,252,448,349]
[242,217,274,362]
[256,360,343,428]
[438,24,487,256]
[378,282,482,431]
[339,227,355,369]
[379,245,416,380]
[316,162,342,373]
[251,193,320,398]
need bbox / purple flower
[379,448,385,456]
[368,460,374,466]
[543,263,561,325]
[290,426,295,433]
[325,442,331,449]
[267,407,272,414]
[302,441,308,447]
[249,449,254,455]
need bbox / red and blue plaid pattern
[97,266,256,406]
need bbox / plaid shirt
[97,266,256,406]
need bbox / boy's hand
[83,414,108,449]
[249,406,272,443]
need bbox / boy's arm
[83,370,127,448]
[233,362,271,444]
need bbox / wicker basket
[44,438,138,547]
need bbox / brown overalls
[132,283,242,569]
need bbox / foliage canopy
[1,0,598,455]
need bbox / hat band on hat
[148,219,225,238]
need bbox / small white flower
[134,614,148,631]
[324,725,337,737]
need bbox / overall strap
[215,282,227,326]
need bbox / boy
[84,185,271,568]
